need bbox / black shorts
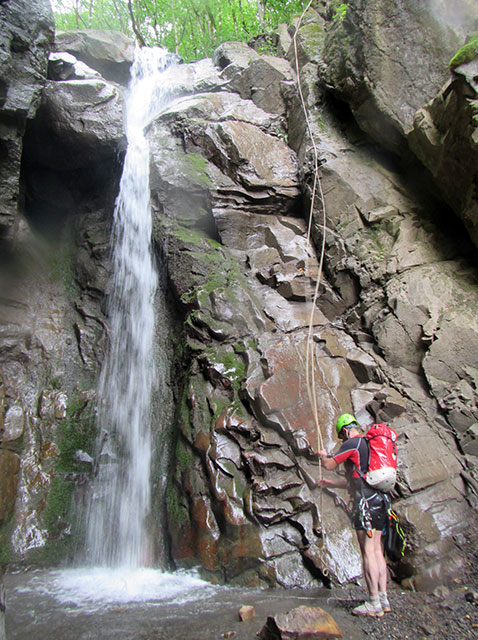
[351,486,388,531]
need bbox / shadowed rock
[409,59,478,249]
[0,0,53,238]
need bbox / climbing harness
[357,495,374,538]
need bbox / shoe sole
[352,610,384,618]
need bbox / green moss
[176,438,194,471]
[204,347,246,392]
[23,392,98,565]
[449,33,478,69]
[179,239,244,311]
[169,223,219,249]
[166,481,189,527]
[43,475,74,532]
[56,393,97,473]
[47,243,78,297]
[208,394,232,421]
[0,525,15,567]
[183,153,214,188]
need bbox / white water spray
[85,48,179,568]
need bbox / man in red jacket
[318,413,390,617]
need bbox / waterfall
[85,48,178,568]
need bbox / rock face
[0,0,54,239]
[321,0,476,154]
[409,59,478,249]
[1,0,478,594]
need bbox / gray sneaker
[352,601,384,617]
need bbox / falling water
[85,48,179,568]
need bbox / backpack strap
[349,436,370,487]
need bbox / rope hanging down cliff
[292,1,328,461]
[291,4,330,576]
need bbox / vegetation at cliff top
[449,32,478,69]
[53,0,311,61]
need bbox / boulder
[213,41,296,116]
[54,29,135,84]
[238,605,255,621]
[321,0,473,154]
[258,606,342,640]
[23,78,125,171]
[2,405,24,442]
[286,5,326,71]
[148,90,300,227]
[48,52,102,81]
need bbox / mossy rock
[449,33,478,69]
[56,391,97,473]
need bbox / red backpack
[361,423,397,492]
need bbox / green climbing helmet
[336,413,357,436]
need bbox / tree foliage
[53,0,310,61]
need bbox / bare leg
[356,529,383,599]
[375,531,388,594]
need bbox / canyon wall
[0,0,477,591]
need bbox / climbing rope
[292,1,328,458]
[291,3,330,576]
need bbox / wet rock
[38,390,68,421]
[0,377,4,433]
[169,58,226,94]
[286,6,326,71]
[258,605,342,639]
[398,421,461,492]
[54,29,135,84]
[148,88,299,226]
